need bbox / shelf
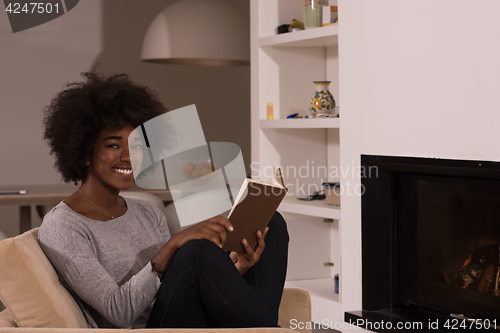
[260,118,339,129]
[285,278,341,323]
[260,25,338,48]
[278,197,340,220]
[253,1,342,324]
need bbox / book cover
[222,168,287,253]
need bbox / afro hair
[43,72,167,185]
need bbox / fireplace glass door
[400,173,500,320]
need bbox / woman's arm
[39,206,164,328]
[150,215,234,280]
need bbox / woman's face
[86,126,143,192]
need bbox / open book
[222,167,287,253]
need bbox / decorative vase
[310,81,336,117]
[303,0,328,29]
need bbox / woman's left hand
[230,227,269,275]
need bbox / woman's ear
[85,152,92,166]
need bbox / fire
[444,245,500,295]
[460,255,472,270]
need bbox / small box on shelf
[267,103,273,119]
[277,24,290,34]
[322,6,338,27]
[323,182,340,207]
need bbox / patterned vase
[304,0,328,29]
[310,81,335,116]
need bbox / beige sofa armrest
[278,288,311,333]
[0,309,16,328]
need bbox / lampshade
[141,0,250,66]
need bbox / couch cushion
[0,309,16,327]
[0,228,88,328]
[278,288,311,333]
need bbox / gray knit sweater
[39,197,171,328]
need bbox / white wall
[339,0,500,312]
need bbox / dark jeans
[146,212,289,328]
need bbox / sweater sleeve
[39,208,162,328]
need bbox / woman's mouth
[112,168,133,176]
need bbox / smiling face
[85,126,143,193]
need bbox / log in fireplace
[345,155,500,332]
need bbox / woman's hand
[230,227,269,275]
[171,215,234,249]
[151,216,233,281]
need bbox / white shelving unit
[279,197,340,220]
[260,118,339,129]
[251,0,342,326]
[259,24,339,48]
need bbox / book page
[260,167,286,189]
[227,178,249,217]
[227,167,286,218]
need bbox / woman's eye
[131,144,142,150]
[108,144,119,149]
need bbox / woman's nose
[121,146,131,163]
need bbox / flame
[460,254,472,270]
[458,255,473,288]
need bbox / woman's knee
[268,211,289,241]
[175,239,226,265]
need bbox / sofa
[0,228,311,333]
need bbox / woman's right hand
[171,215,234,249]
[151,216,233,281]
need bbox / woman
[39,72,289,329]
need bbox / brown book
[222,167,287,253]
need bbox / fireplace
[345,155,500,332]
